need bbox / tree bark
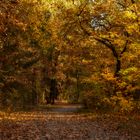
[115,59,121,77]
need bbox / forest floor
[0,103,140,140]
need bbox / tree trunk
[76,69,80,102]
[49,79,58,104]
[115,59,121,77]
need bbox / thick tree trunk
[49,79,58,104]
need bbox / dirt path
[47,104,83,113]
[0,104,140,140]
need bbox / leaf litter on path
[0,104,140,140]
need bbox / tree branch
[94,38,119,59]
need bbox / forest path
[1,104,139,140]
[45,102,83,113]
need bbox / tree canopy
[0,0,140,112]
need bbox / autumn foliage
[0,0,140,113]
